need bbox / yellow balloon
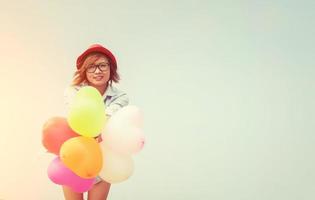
[67,86,107,137]
[76,86,103,100]
[99,146,134,184]
[60,136,103,179]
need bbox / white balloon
[108,105,144,129]
[99,147,134,184]
[103,126,145,155]
[102,105,145,154]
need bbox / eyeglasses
[86,63,110,73]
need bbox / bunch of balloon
[99,105,145,183]
[42,86,106,192]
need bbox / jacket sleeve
[105,93,129,116]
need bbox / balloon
[99,148,134,184]
[102,126,145,155]
[60,136,103,178]
[75,85,103,100]
[42,117,79,155]
[47,157,95,193]
[103,105,145,154]
[67,86,107,137]
[108,105,144,129]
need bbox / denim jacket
[64,84,129,117]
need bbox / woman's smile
[93,75,104,81]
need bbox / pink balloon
[47,157,95,193]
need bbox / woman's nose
[94,66,102,73]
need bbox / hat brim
[76,46,117,69]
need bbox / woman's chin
[89,80,108,87]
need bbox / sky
[0,0,314,199]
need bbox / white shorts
[94,176,103,184]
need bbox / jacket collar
[103,84,116,97]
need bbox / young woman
[63,44,129,200]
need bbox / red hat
[76,44,117,69]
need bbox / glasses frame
[86,63,110,73]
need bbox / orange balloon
[42,117,79,155]
[60,136,103,179]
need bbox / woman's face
[85,56,111,87]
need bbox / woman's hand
[94,134,103,143]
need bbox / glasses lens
[87,65,96,73]
[99,64,109,71]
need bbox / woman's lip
[94,76,104,80]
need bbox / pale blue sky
[0,0,314,199]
